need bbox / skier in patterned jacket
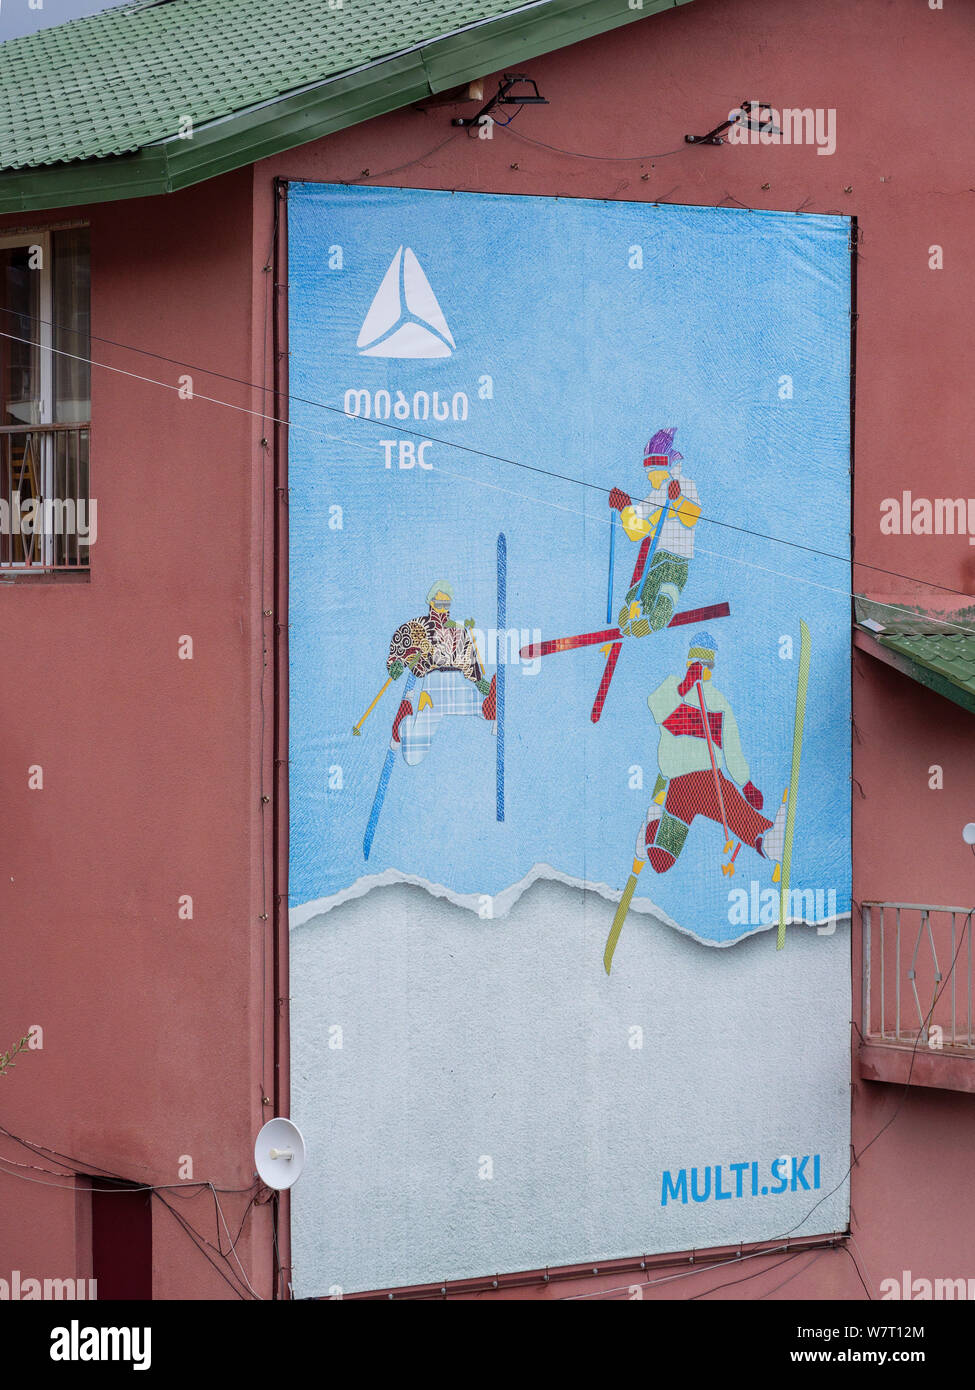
[637,632,787,875]
[608,427,702,636]
[386,581,496,765]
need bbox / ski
[590,534,651,720]
[519,603,731,661]
[591,641,624,722]
[497,533,506,822]
[603,857,645,975]
[363,670,416,860]
[777,618,811,950]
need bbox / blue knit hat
[688,632,717,661]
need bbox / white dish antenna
[254,1118,306,1190]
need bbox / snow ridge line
[289,863,850,948]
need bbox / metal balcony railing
[862,902,974,1052]
[0,424,90,570]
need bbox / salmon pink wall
[0,168,276,1300]
[1,0,972,1301]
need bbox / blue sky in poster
[287,183,851,945]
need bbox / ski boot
[759,789,789,882]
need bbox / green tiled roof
[878,632,975,703]
[1,0,535,169]
[854,598,975,715]
[0,0,692,212]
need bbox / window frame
[0,227,90,573]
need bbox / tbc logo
[357,246,455,358]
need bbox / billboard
[287,182,852,1296]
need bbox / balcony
[860,902,975,1092]
[0,424,90,570]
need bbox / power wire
[0,1120,263,1295]
[497,124,687,162]
[1,320,973,616]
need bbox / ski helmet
[426,581,453,608]
[688,631,717,663]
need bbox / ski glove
[388,659,405,680]
[668,478,681,501]
[475,677,491,696]
[678,661,704,697]
[743,780,763,810]
[608,487,631,512]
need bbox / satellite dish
[254,1118,306,1190]
[963,823,975,846]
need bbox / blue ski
[363,671,416,860]
[497,533,506,822]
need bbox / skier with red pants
[639,632,787,875]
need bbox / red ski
[593,595,730,722]
[591,641,624,721]
[519,602,731,661]
[592,532,654,723]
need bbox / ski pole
[352,675,394,736]
[497,532,506,823]
[606,510,616,624]
[604,857,645,975]
[778,619,811,951]
[695,679,733,854]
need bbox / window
[0,227,90,569]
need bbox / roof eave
[853,627,975,717]
[0,0,691,215]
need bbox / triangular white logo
[356,246,456,358]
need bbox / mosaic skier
[636,631,787,876]
[608,427,702,637]
[386,581,497,766]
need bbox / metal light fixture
[452,73,548,128]
[686,100,781,146]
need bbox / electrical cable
[0,1120,264,1295]
[758,1248,826,1298]
[152,1190,252,1300]
[840,1241,874,1299]
[560,1238,829,1300]
[337,131,461,183]
[211,1184,263,1299]
[497,124,687,161]
[0,1121,255,1192]
[688,1250,802,1299]
[0,321,972,618]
